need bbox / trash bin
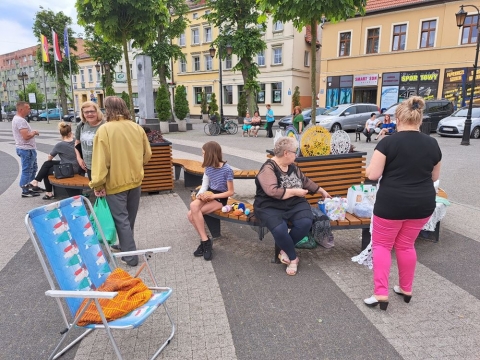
[420,121,431,135]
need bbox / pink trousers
[372,215,430,296]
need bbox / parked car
[29,109,40,122]
[63,109,77,122]
[278,108,326,129]
[377,99,454,131]
[436,106,480,139]
[6,111,17,121]
[315,103,380,132]
[38,108,63,121]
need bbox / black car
[29,110,40,122]
[278,108,326,129]
[63,109,77,122]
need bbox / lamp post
[17,72,28,102]
[209,44,233,123]
[5,79,10,108]
[455,4,480,145]
[95,61,110,107]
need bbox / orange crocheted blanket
[76,268,152,326]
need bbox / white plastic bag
[353,197,374,218]
[324,197,348,221]
[274,129,282,146]
[346,184,376,214]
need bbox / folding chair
[24,195,175,360]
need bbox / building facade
[318,0,479,111]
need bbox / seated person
[375,114,396,140]
[363,113,377,142]
[250,111,262,137]
[253,136,331,276]
[242,112,252,137]
[29,122,81,200]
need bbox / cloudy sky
[0,0,83,55]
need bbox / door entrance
[354,88,377,104]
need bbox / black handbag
[53,163,75,179]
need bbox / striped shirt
[205,163,234,193]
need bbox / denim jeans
[16,148,38,192]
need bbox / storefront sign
[115,72,127,83]
[380,86,399,109]
[418,70,440,83]
[382,72,400,86]
[444,68,466,84]
[339,75,353,88]
[353,74,378,86]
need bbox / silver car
[315,103,380,132]
[436,106,480,139]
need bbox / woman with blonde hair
[30,122,80,200]
[364,96,442,311]
[74,101,105,180]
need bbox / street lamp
[455,4,480,145]
[95,61,110,106]
[17,72,28,102]
[5,79,11,108]
[209,44,233,123]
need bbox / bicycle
[204,117,238,136]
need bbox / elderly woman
[254,137,331,275]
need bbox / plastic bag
[295,234,317,249]
[353,197,374,218]
[274,129,282,145]
[90,197,117,245]
[310,206,334,248]
[324,197,348,220]
[346,184,376,214]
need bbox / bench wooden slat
[344,213,362,225]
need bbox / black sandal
[42,194,55,200]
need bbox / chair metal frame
[24,196,175,360]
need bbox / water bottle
[318,200,326,214]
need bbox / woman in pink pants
[363,96,442,311]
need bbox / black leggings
[270,217,312,261]
[266,121,274,138]
[35,160,60,192]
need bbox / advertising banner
[380,86,399,109]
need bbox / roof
[305,25,321,48]
[366,0,432,12]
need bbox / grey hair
[273,136,298,157]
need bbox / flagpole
[53,54,59,110]
[65,27,75,117]
[42,60,49,124]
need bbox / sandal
[286,258,299,276]
[42,194,55,200]
[278,251,290,265]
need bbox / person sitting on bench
[363,113,377,143]
[375,114,396,140]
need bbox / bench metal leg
[174,165,182,180]
[204,215,221,238]
[184,172,203,187]
[361,228,371,251]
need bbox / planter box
[267,150,367,206]
[142,141,174,193]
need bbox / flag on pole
[41,34,50,63]
[63,27,70,58]
[52,30,63,62]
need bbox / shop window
[194,87,203,104]
[339,32,351,57]
[224,85,233,104]
[392,24,407,51]
[272,82,282,103]
[461,15,478,44]
[366,28,379,54]
[257,83,265,103]
[420,20,436,48]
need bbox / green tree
[76,0,165,116]
[257,0,366,117]
[174,85,189,120]
[237,92,247,117]
[83,24,123,92]
[18,83,45,109]
[292,86,301,110]
[204,0,266,115]
[120,91,130,107]
[156,85,171,121]
[142,0,189,86]
[200,91,208,114]
[209,93,219,116]
[33,7,79,115]
[106,86,116,96]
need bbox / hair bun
[411,101,419,110]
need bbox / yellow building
[72,52,105,109]
[319,0,479,110]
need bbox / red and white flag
[52,30,62,62]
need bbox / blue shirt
[266,109,274,123]
[205,163,234,193]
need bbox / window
[257,51,265,66]
[304,51,310,67]
[204,86,212,102]
[273,21,283,32]
[461,15,478,44]
[193,56,200,71]
[179,33,186,46]
[96,69,101,82]
[257,83,265,103]
[205,10,210,15]
[420,20,436,48]
[223,85,233,104]
[191,28,200,45]
[23,56,27,62]
[193,13,198,19]
[73,75,77,84]
[80,69,85,83]
[366,28,379,54]
[204,27,212,43]
[130,64,133,77]
[238,85,244,102]
[30,66,34,72]
[272,82,282,103]
[194,87,203,104]
[392,24,407,51]
[119,65,123,72]
[272,47,282,65]
[204,55,212,71]
[29,55,33,60]
[225,55,232,69]
[179,58,186,73]
[339,32,351,56]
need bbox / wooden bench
[49,174,89,198]
[172,158,258,187]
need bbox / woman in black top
[254,137,330,275]
[363,96,442,311]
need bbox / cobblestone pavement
[0,119,479,359]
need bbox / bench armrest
[111,246,171,258]
[45,290,118,299]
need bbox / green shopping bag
[90,197,117,245]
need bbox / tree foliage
[201,91,208,114]
[155,85,171,121]
[292,86,301,109]
[204,0,266,115]
[18,83,45,108]
[32,7,79,114]
[209,93,219,117]
[76,0,165,116]
[257,0,366,116]
[142,0,189,85]
[120,91,130,107]
[174,85,189,120]
[237,92,247,117]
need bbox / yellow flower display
[300,125,331,156]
